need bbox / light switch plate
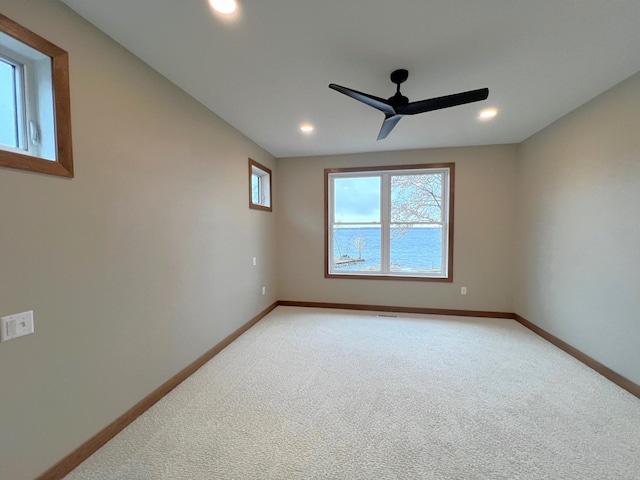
[1,311,34,342]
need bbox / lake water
[332,227,443,272]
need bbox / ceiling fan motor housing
[389,92,409,107]
[390,69,409,85]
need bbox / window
[0,54,25,149]
[249,158,272,211]
[325,163,454,281]
[0,14,73,177]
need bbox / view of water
[332,227,443,273]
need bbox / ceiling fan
[329,69,489,140]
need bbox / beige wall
[515,71,640,385]
[1,1,638,478]
[0,1,278,478]
[277,146,518,313]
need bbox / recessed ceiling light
[209,0,237,15]
[300,124,314,133]
[479,108,498,120]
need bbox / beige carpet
[65,307,640,479]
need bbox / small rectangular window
[326,163,454,281]
[0,14,73,177]
[249,158,272,211]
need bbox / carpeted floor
[65,307,640,479]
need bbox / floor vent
[377,314,398,318]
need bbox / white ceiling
[60,0,640,158]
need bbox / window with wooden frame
[325,163,454,281]
[0,14,73,177]
[249,158,272,211]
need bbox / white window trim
[325,163,455,282]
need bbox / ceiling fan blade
[397,88,489,116]
[329,84,396,116]
[377,115,402,140]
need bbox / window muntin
[326,164,454,281]
[0,15,73,177]
[248,158,272,211]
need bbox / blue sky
[333,173,443,224]
[0,60,17,147]
[334,176,380,223]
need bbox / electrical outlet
[253,257,257,266]
[262,286,266,295]
[461,287,467,295]
[1,311,34,342]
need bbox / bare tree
[353,234,366,259]
[390,174,442,239]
